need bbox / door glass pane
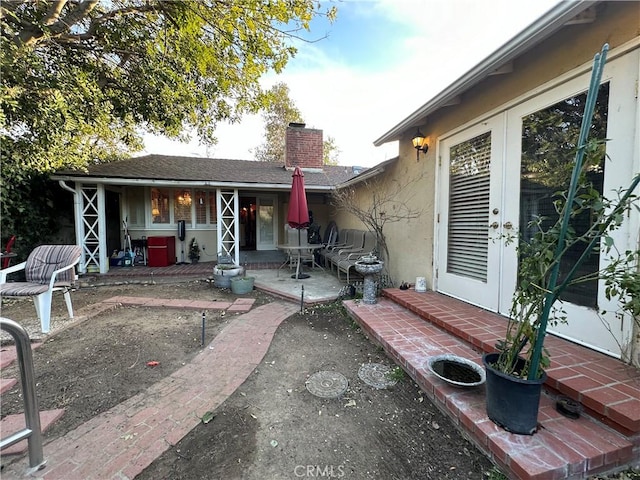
[447,132,491,281]
[258,199,274,244]
[520,83,609,308]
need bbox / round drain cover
[358,363,398,389]
[305,371,349,398]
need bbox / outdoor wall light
[412,128,429,161]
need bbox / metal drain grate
[305,371,349,398]
[358,363,398,389]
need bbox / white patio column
[77,183,108,274]
[217,189,240,265]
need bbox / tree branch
[42,0,68,26]
[15,0,99,47]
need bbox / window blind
[447,132,491,282]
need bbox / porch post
[77,183,108,274]
[217,189,240,265]
[97,184,108,273]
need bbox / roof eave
[50,174,337,191]
[373,0,597,146]
[335,157,398,189]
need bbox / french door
[436,116,506,312]
[436,52,638,357]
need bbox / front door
[436,53,637,358]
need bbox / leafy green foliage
[253,81,341,164]
[188,237,201,260]
[385,366,405,382]
[253,82,304,162]
[323,135,340,166]
[1,0,336,253]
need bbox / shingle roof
[55,155,361,190]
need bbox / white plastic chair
[0,245,82,333]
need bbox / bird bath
[355,256,383,304]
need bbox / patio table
[277,244,324,279]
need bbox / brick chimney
[285,123,323,169]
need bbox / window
[195,190,207,224]
[174,189,192,222]
[127,187,145,226]
[151,188,170,224]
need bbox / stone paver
[1,377,17,393]
[0,343,42,369]
[1,409,66,455]
[101,296,252,313]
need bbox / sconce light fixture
[152,207,160,216]
[412,128,429,161]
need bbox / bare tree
[331,172,424,281]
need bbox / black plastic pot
[482,353,547,435]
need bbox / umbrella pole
[291,228,310,280]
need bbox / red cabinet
[147,236,176,267]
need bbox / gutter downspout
[58,181,85,273]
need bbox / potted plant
[188,238,201,264]
[212,263,244,288]
[483,45,640,434]
[230,275,255,294]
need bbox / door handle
[490,222,500,229]
[504,221,513,229]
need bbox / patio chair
[317,225,339,266]
[334,231,378,282]
[288,226,318,266]
[326,229,365,273]
[279,226,312,275]
[0,245,82,333]
[316,224,337,266]
[320,228,354,266]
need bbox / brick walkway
[2,301,298,479]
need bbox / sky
[142,0,560,168]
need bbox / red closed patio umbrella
[287,166,310,279]
[287,166,310,229]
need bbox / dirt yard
[0,281,637,479]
